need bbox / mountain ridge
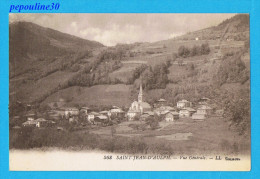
[9,14,250,110]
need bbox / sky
[9,13,236,46]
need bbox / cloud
[9,13,236,46]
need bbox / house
[165,111,179,122]
[199,97,210,105]
[48,112,62,120]
[154,98,167,107]
[140,111,154,121]
[25,111,36,121]
[140,113,152,121]
[177,100,192,109]
[160,110,170,116]
[143,111,154,116]
[94,115,108,125]
[192,105,213,120]
[185,107,196,115]
[96,115,108,120]
[22,118,48,127]
[179,109,192,118]
[127,109,139,120]
[127,84,152,120]
[48,109,66,119]
[87,112,99,123]
[35,118,48,127]
[197,105,213,116]
[22,120,38,127]
[80,107,89,114]
[62,107,79,117]
[154,106,175,116]
[100,110,109,115]
[110,108,124,115]
[179,107,196,118]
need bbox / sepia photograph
[9,13,250,171]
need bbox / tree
[133,115,140,121]
[223,88,250,136]
[145,116,159,130]
[200,43,210,55]
[191,45,200,56]
[178,45,190,57]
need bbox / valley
[9,14,250,155]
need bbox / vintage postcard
[9,13,250,171]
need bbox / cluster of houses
[18,105,125,128]
[16,84,221,129]
[47,105,125,125]
[21,111,56,128]
[125,84,216,122]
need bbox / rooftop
[184,107,196,112]
[198,105,212,110]
[99,111,109,114]
[89,112,100,115]
[96,115,108,120]
[60,107,79,111]
[81,107,90,110]
[35,118,47,122]
[166,111,179,115]
[139,102,152,109]
[178,99,189,103]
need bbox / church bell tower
[138,83,143,102]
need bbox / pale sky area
[9,13,236,46]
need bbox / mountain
[9,14,250,118]
[9,21,104,77]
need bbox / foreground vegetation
[10,114,250,155]
[10,127,174,155]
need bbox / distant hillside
[9,21,104,77]
[175,14,249,41]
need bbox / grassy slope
[35,38,246,108]
[11,71,76,103]
[42,84,132,107]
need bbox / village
[12,83,224,133]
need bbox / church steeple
[138,83,143,102]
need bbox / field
[10,114,249,155]
[10,71,76,103]
[86,116,250,155]
[109,63,141,83]
[43,84,133,107]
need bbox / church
[127,84,152,120]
